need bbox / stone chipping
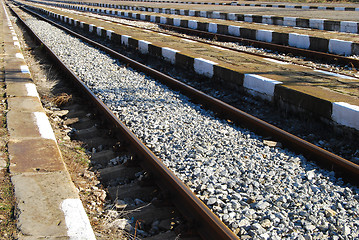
[25,16,359,239]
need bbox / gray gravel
[25,16,359,239]
[39,4,359,74]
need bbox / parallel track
[66,8,359,79]
[8,2,359,239]
[24,0,359,68]
[9,3,238,240]
[16,2,359,181]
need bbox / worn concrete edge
[35,0,359,34]
[25,3,359,132]
[27,0,359,56]
[2,2,96,239]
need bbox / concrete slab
[2,2,96,238]
[7,83,41,104]
[6,82,35,97]
[7,97,43,112]
[4,68,32,83]
[8,138,65,173]
[7,111,43,139]
[12,172,78,238]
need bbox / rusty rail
[9,4,359,240]
[9,4,239,240]
[81,11,359,79]
[16,0,359,183]
[82,6,359,68]
[20,3,359,182]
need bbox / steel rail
[12,0,359,231]
[8,4,239,240]
[76,10,359,80]
[39,1,359,68]
[23,1,359,74]
[18,3,359,183]
[158,23,359,69]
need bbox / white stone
[328,39,352,56]
[335,7,345,11]
[89,24,94,33]
[96,27,103,36]
[228,25,240,36]
[25,83,39,98]
[262,15,273,25]
[61,199,96,239]
[238,219,250,227]
[244,14,253,22]
[283,17,297,27]
[15,53,24,59]
[200,11,207,17]
[194,58,217,78]
[162,47,179,64]
[212,11,220,19]
[188,20,198,29]
[173,18,181,26]
[106,30,113,40]
[309,19,325,30]
[340,21,358,33]
[160,16,167,24]
[288,33,310,49]
[207,197,217,205]
[256,30,273,43]
[150,15,156,22]
[121,35,130,46]
[332,102,359,130]
[34,112,56,140]
[306,170,315,180]
[138,40,151,54]
[208,23,217,33]
[228,13,236,21]
[20,65,30,74]
[243,74,282,101]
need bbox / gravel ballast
[24,16,359,239]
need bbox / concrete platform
[27,2,359,132]
[1,1,96,238]
[79,0,359,13]
[28,0,359,56]
[51,0,359,32]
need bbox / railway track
[35,0,359,35]
[107,0,359,12]
[9,3,237,240]
[36,3,359,79]
[24,0,359,67]
[18,1,359,130]
[7,2,359,239]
